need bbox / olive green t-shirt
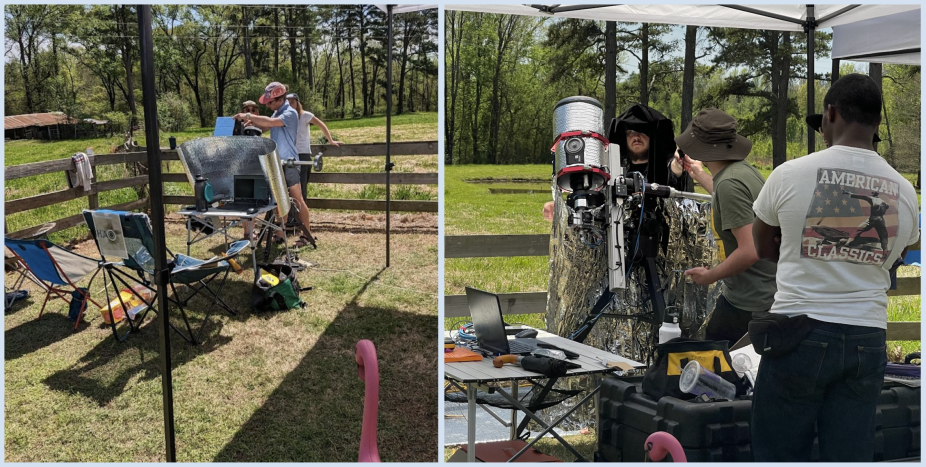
[712,161,777,311]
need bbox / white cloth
[295,110,315,154]
[71,152,93,191]
[753,145,920,329]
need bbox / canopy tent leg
[386,5,394,268]
[806,5,816,154]
[137,5,176,462]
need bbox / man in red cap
[235,82,316,248]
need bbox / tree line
[5,5,438,132]
[446,12,920,175]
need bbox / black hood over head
[608,104,676,186]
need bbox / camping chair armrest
[171,256,227,274]
[225,240,250,257]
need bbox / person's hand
[684,266,715,285]
[233,112,245,121]
[670,151,685,176]
[543,201,555,222]
[328,140,344,147]
[681,154,704,177]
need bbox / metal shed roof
[5,112,78,130]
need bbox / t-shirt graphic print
[801,167,901,266]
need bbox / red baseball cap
[259,82,287,105]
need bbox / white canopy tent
[445,4,918,30]
[832,10,920,65]
[446,4,920,151]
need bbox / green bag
[251,264,305,312]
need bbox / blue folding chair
[83,210,248,344]
[4,238,104,329]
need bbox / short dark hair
[822,74,882,127]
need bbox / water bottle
[194,174,211,212]
[658,316,682,344]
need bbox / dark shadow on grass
[5,313,79,360]
[214,269,438,462]
[42,305,233,406]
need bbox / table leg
[186,217,192,256]
[509,382,518,440]
[467,383,477,463]
[495,385,600,462]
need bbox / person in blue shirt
[235,82,316,248]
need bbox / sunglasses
[243,107,258,113]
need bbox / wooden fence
[444,234,922,341]
[5,141,437,239]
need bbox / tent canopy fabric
[375,5,436,14]
[445,4,918,32]
[832,10,920,65]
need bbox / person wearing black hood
[609,103,693,191]
[543,103,692,220]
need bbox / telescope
[552,98,711,339]
[552,97,710,292]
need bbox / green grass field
[444,164,922,358]
[4,112,439,462]
[5,112,438,244]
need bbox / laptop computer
[227,175,270,210]
[466,287,542,356]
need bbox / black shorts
[284,165,301,188]
[704,295,768,344]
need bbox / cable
[626,172,645,279]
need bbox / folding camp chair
[4,238,104,329]
[83,210,248,344]
[5,222,56,309]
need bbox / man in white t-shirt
[750,74,919,462]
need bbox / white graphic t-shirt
[753,145,919,329]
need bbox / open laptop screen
[234,175,270,201]
[465,287,509,354]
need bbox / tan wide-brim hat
[675,108,752,162]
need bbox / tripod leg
[643,257,667,325]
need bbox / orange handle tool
[493,355,520,368]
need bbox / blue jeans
[751,320,886,462]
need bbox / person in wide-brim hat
[805,113,881,147]
[676,108,753,162]
[673,107,777,345]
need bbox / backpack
[641,337,746,401]
[251,263,305,312]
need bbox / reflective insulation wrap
[539,195,720,433]
[177,136,290,218]
[553,97,607,184]
[547,196,720,363]
[257,148,291,218]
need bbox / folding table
[177,203,286,276]
[444,329,645,462]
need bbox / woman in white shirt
[285,93,343,247]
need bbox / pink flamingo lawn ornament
[645,431,687,462]
[356,339,381,462]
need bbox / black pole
[832,58,840,82]
[806,5,816,153]
[137,5,176,462]
[385,5,394,268]
[604,21,616,122]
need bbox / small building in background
[5,112,109,141]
